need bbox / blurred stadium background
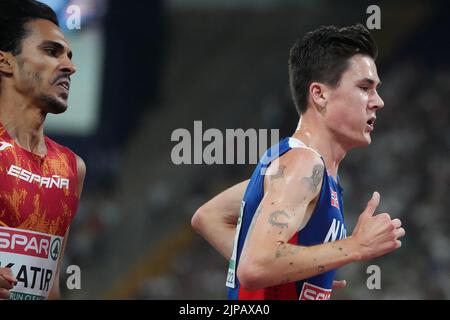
[38,0,449,299]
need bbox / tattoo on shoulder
[301,163,324,194]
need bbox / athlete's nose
[59,55,76,76]
[369,90,384,110]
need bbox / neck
[291,111,347,179]
[0,89,47,156]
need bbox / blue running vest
[226,137,347,300]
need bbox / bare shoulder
[264,147,324,198]
[74,154,86,198]
[75,154,86,178]
[265,146,323,179]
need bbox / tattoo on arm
[268,211,290,229]
[275,242,301,258]
[301,164,324,193]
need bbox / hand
[0,268,18,300]
[332,280,347,290]
[352,192,406,261]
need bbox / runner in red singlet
[0,0,85,300]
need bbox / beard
[37,93,68,114]
[17,59,68,114]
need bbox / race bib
[299,282,332,300]
[0,226,63,300]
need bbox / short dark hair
[288,24,378,115]
[0,0,59,56]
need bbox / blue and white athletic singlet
[226,137,347,300]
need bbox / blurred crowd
[62,59,449,300]
[55,1,449,299]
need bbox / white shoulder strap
[288,137,322,158]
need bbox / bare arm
[237,148,405,290]
[48,154,86,299]
[75,155,86,199]
[48,228,69,300]
[191,180,249,260]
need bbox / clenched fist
[0,268,18,300]
[352,192,406,261]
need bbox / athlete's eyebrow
[39,40,73,60]
[359,77,381,88]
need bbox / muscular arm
[191,180,249,260]
[237,148,399,290]
[48,155,86,299]
[75,155,86,199]
[48,228,69,300]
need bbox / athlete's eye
[44,47,58,57]
[359,86,370,92]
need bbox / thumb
[0,269,17,285]
[362,191,380,217]
[332,280,347,290]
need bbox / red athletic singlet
[0,123,80,299]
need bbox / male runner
[0,0,85,300]
[192,24,405,300]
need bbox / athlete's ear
[309,82,328,112]
[0,51,14,75]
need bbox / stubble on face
[17,57,68,114]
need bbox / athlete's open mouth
[366,116,376,131]
[56,80,70,91]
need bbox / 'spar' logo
[0,228,51,259]
[299,283,331,300]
